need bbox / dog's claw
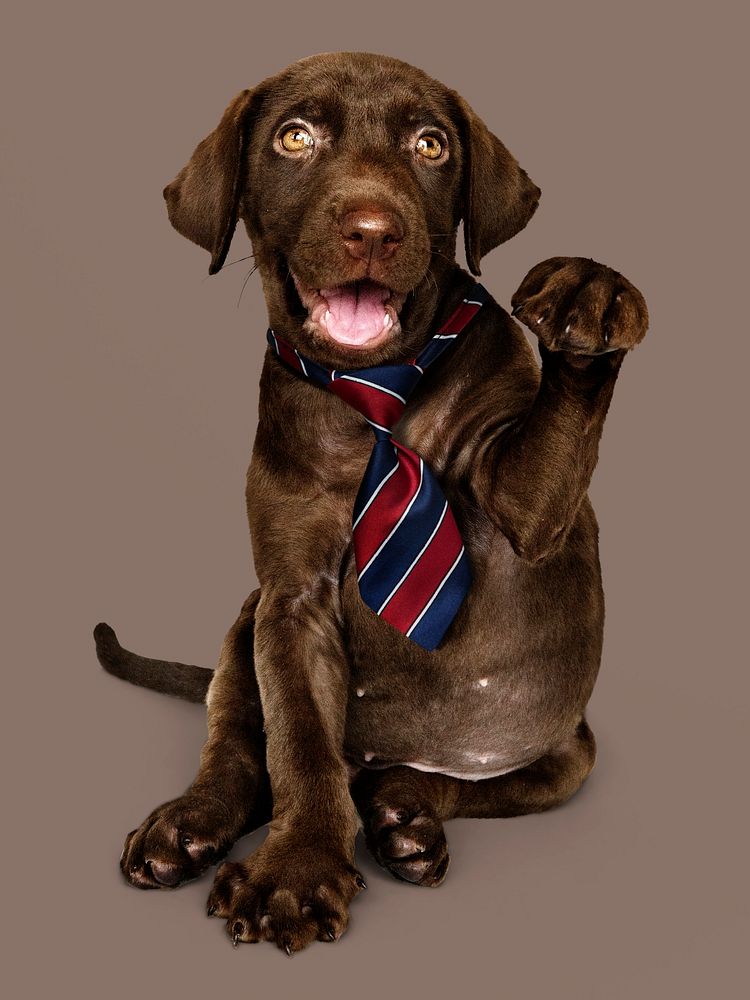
[207,903,217,916]
[511,304,522,316]
[355,875,367,889]
[284,942,293,957]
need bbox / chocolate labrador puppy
[95,51,648,954]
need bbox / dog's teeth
[323,310,331,326]
[383,313,392,328]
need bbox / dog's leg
[121,591,270,889]
[471,257,648,563]
[355,720,596,886]
[205,579,364,953]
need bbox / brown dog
[95,51,648,954]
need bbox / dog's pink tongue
[322,282,389,345]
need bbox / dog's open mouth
[292,274,406,348]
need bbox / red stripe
[353,446,421,570]
[277,339,304,373]
[437,301,480,336]
[379,508,463,632]
[329,378,404,428]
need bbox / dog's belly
[341,499,604,780]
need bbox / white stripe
[337,374,406,404]
[358,460,424,582]
[271,331,280,352]
[434,334,458,339]
[464,299,483,305]
[352,461,399,530]
[412,363,424,373]
[377,502,448,613]
[293,348,308,376]
[364,417,392,435]
[406,546,466,638]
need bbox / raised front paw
[511,256,648,355]
[206,834,366,954]
[121,792,242,889]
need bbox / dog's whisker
[236,264,259,308]
[225,254,256,268]
[424,267,439,295]
[202,254,256,283]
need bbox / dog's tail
[93,623,213,703]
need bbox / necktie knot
[328,370,416,434]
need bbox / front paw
[206,834,366,954]
[511,256,648,356]
[121,792,241,889]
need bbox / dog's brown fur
[96,52,648,953]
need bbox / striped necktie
[267,283,489,650]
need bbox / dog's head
[164,52,540,367]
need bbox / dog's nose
[340,208,403,261]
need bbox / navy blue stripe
[266,330,330,387]
[336,364,422,400]
[407,547,472,650]
[291,352,329,387]
[358,463,448,612]
[467,284,490,305]
[415,337,458,371]
[351,440,399,524]
[460,283,490,307]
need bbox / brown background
[3,1,747,996]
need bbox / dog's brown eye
[416,135,443,159]
[281,127,314,152]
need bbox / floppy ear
[163,88,264,275]
[451,94,541,276]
